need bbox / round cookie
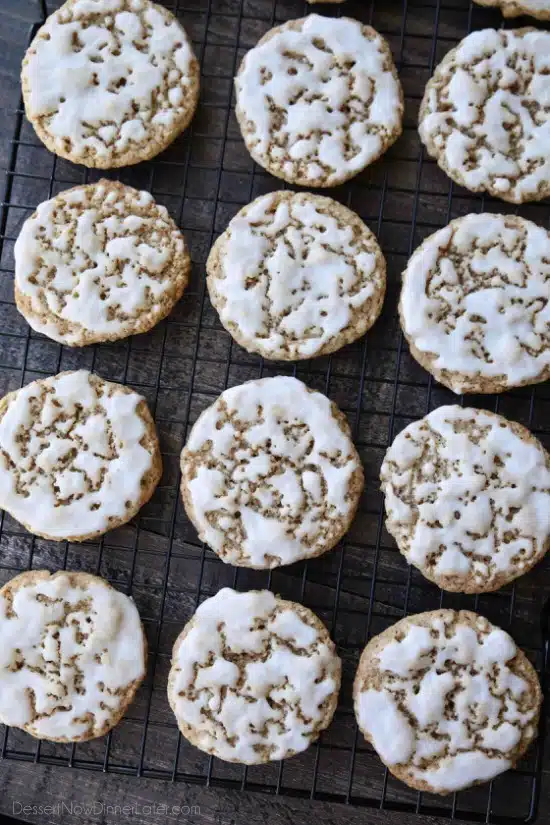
[399,213,550,394]
[168,588,341,764]
[419,29,550,203]
[381,405,550,593]
[14,180,190,347]
[0,370,162,541]
[353,610,542,795]
[473,0,550,19]
[0,570,147,742]
[234,15,403,187]
[207,191,386,360]
[180,376,364,569]
[21,0,200,168]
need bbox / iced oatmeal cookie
[22,0,199,168]
[400,214,550,394]
[381,405,550,593]
[0,570,146,742]
[168,588,341,763]
[473,0,550,20]
[15,180,190,346]
[419,29,550,203]
[0,370,162,541]
[354,610,542,794]
[235,15,403,186]
[180,376,364,568]
[207,191,386,360]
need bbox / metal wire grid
[0,0,548,822]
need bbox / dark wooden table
[0,3,548,825]
[0,759,466,825]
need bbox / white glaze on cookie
[419,29,550,202]
[207,191,385,359]
[22,0,198,167]
[0,370,157,539]
[0,571,146,741]
[15,181,188,346]
[400,214,550,393]
[381,406,550,592]
[168,588,341,763]
[235,15,403,186]
[354,611,541,793]
[180,376,363,568]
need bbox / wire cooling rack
[0,1,549,823]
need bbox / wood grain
[0,761,480,825]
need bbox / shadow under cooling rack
[0,1,549,824]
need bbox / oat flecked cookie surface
[180,376,364,569]
[14,180,190,346]
[234,15,403,187]
[400,213,550,394]
[168,588,341,763]
[381,406,550,593]
[419,29,550,203]
[0,570,147,742]
[473,0,550,19]
[354,610,542,794]
[207,191,386,360]
[0,370,162,541]
[21,0,200,168]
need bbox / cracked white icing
[235,15,403,186]
[207,191,385,360]
[168,588,341,763]
[354,611,541,794]
[381,405,550,592]
[419,29,550,203]
[180,376,363,569]
[22,0,198,167]
[400,213,550,393]
[0,571,146,741]
[15,181,189,346]
[0,370,159,540]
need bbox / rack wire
[0,1,548,823]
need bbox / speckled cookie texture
[0,570,147,742]
[0,370,162,541]
[207,191,386,360]
[473,0,550,19]
[234,14,403,187]
[419,29,550,203]
[21,0,200,168]
[168,588,341,764]
[400,213,550,394]
[381,406,550,593]
[354,610,542,794]
[180,376,364,569]
[14,180,190,347]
